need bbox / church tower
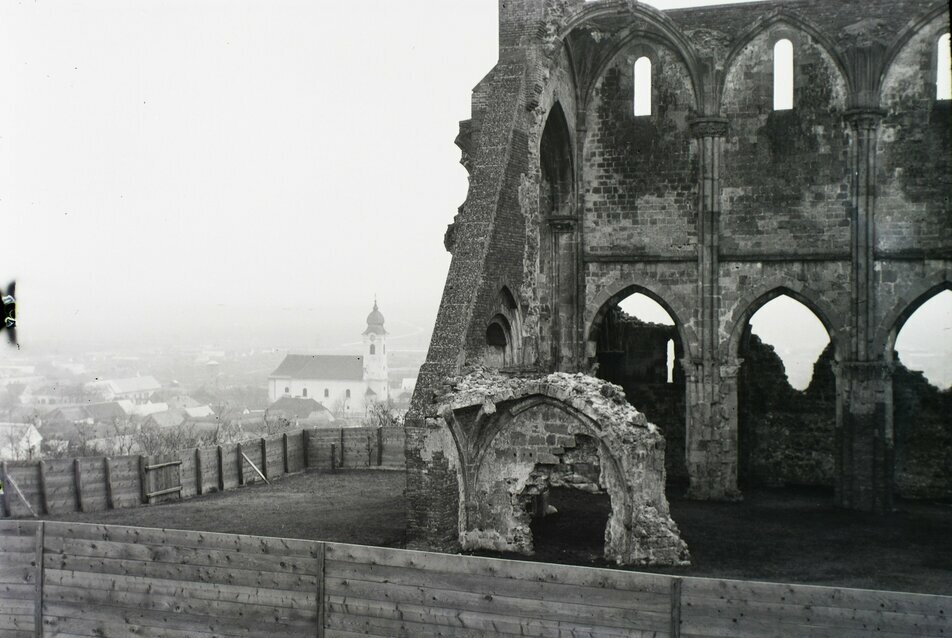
[362,299,389,401]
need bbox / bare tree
[261,408,292,436]
[364,398,401,428]
[110,415,140,456]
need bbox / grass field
[42,469,952,595]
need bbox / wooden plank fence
[0,427,406,520]
[0,519,948,637]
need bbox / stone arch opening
[589,287,689,486]
[466,398,630,561]
[484,314,514,368]
[735,292,836,489]
[540,102,574,218]
[886,284,952,500]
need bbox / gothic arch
[878,277,952,358]
[559,3,705,111]
[718,10,851,108]
[879,2,951,98]
[724,282,841,364]
[585,282,698,365]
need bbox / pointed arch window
[773,39,794,110]
[633,56,652,116]
[938,33,951,101]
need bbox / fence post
[104,457,115,510]
[260,437,268,480]
[302,429,310,470]
[330,444,337,473]
[73,459,84,513]
[138,455,149,504]
[282,433,289,475]
[316,542,326,637]
[216,446,224,492]
[194,448,203,496]
[34,521,44,637]
[236,443,245,486]
[0,461,9,518]
[37,460,48,515]
[339,429,345,469]
[670,577,682,638]
[377,427,384,466]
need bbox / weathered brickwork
[408,0,951,553]
[877,14,952,255]
[584,42,699,257]
[720,30,850,255]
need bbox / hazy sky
[2,0,949,384]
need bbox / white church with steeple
[268,300,390,416]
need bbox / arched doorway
[590,289,688,487]
[737,293,835,489]
[888,287,952,500]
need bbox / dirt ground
[41,470,952,595]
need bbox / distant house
[86,376,161,404]
[0,423,42,460]
[141,409,186,429]
[266,397,334,426]
[184,405,215,419]
[268,301,390,415]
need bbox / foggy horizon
[2,0,950,388]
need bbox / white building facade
[268,301,390,416]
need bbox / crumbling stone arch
[724,283,842,366]
[437,371,688,565]
[585,282,697,364]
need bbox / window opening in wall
[891,289,952,499]
[774,39,794,110]
[666,339,675,384]
[594,291,687,487]
[895,289,952,390]
[324,388,329,398]
[938,33,951,100]
[345,389,351,398]
[302,388,307,397]
[370,344,375,355]
[738,294,834,489]
[633,56,652,116]
[284,386,289,394]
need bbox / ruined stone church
[406,0,951,562]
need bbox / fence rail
[0,426,406,519]
[0,519,948,638]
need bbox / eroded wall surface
[408,0,951,551]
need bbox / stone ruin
[406,0,950,558]
[416,367,689,566]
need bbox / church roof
[269,354,364,381]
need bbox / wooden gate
[138,456,183,505]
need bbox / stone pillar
[685,117,739,500]
[549,216,579,371]
[836,362,894,512]
[838,108,894,512]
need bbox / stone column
[685,117,739,500]
[549,216,579,371]
[838,108,893,512]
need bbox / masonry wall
[877,14,952,256]
[720,28,850,255]
[583,39,699,258]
